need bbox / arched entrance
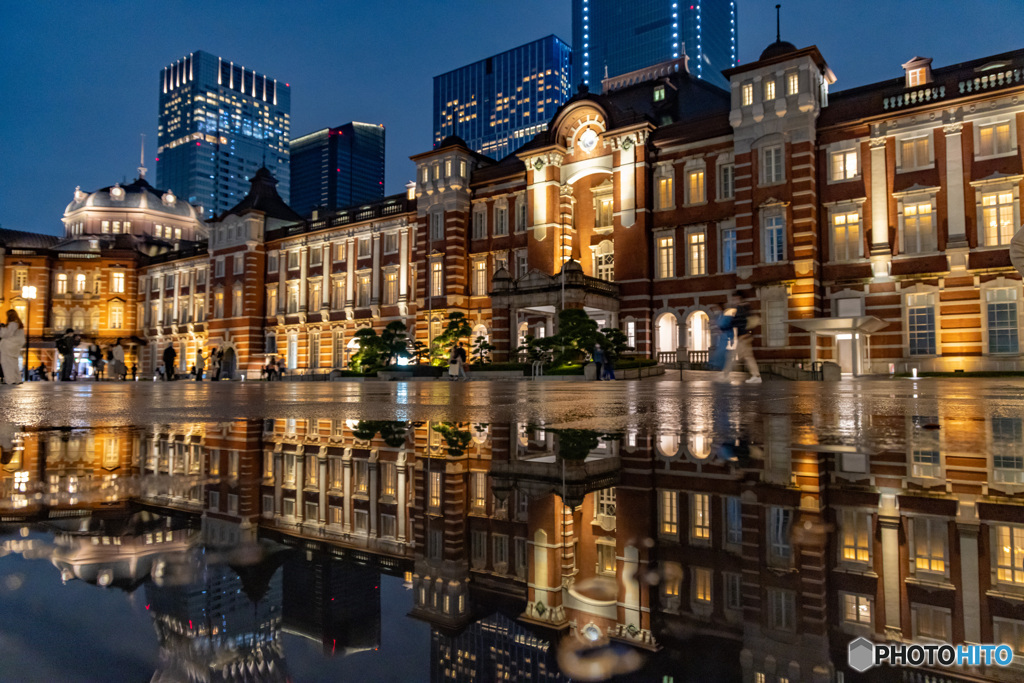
[654,313,679,358]
[221,348,237,380]
[687,311,711,352]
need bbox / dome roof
[438,135,469,149]
[759,40,798,61]
[64,176,201,221]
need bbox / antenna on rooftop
[776,4,781,42]
[138,134,147,179]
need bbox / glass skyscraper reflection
[433,35,572,160]
[290,122,386,218]
[572,0,737,91]
[157,51,291,220]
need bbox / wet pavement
[1,375,1024,681]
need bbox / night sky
[3,1,1022,236]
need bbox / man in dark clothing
[717,290,762,384]
[56,329,79,381]
[163,344,177,381]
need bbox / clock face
[578,128,599,153]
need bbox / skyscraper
[157,51,291,220]
[290,122,386,218]
[572,0,737,91]
[433,35,572,160]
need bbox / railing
[958,68,1022,94]
[882,85,946,111]
[688,350,709,365]
[657,351,677,365]
[531,361,545,379]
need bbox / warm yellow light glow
[21,285,36,300]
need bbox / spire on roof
[776,4,781,42]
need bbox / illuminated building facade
[433,35,572,159]
[157,50,291,220]
[572,0,738,91]
[290,122,386,218]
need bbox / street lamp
[21,285,36,382]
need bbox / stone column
[397,454,408,541]
[869,134,892,279]
[277,252,286,315]
[371,234,382,304]
[369,451,379,535]
[298,247,309,312]
[318,448,328,524]
[342,448,353,532]
[158,274,166,325]
[294,448,305,523]
[321,246,331,310]
[945,122,967,244]
[144,276,152,327]
[878,492,902,638]
[345,240,355,318]
[172,271,181,323]
[273,448,283,515]
[957,499,982,642]
[399,227,410,314]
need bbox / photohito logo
[848,637,1014,672]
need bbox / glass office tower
[289,122,386,218]
[157,51,291,220]
[433,35,572,160]
[572,0,737,91]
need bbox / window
[843,594,873,625]
[996,619,1024,656]
[232,287,242,316]
[421,166,428,184]
[986,288,1021,354]
[653,84,665,102]
[494,206,508,236]
[429,471,442,509]
[626,320,636,349]
[911,517,947,575]
[718,163,735,200]
[384,271,398,305]
[786,72,799,95]
[432,164,440,180]
[840,510,871,563]
[995,525,1024,585]
[196,269,205,285]
[471,530,487,567]
[472,208,486,240]
[460,160,467,177]
[764,79,776,100]
[444,159,452,177]
[768,507,793,564]
[309,332,320,369]
[978,121,1012,157]
[741,83,753,106]
[111,272,125,293]
[657,174,674,210]
[356,274,370,307]
[764,214,785,263]
[515,538,528,579]
[493,534,509,572]
[332,277,345,310]
[286,285,299,314]
[471,472,487,510]
[691,494,710,542]
[725,573,742,611]
[596,197,613,228]
[900,137,930,171]
[832,211,862,261]
[384,233,399,254]
[595,246,614,282]
[517,199,528,232]
[516,250,528,279]
[430,261,443,297]
[309,248,322,267]
[354,459,368,494]
[596,488,616,518]
[101,220,110,233]
[693,567,712,605]
[831,150,858,181]
[380,514,396,539]
[74,273,86,294]
[215,258,225,277]
[907,68,926,87]
[907,292,936,355]
[268,252,278,272]
[660,490,678,536]
[358,238,371,258]
[56,273,67,294]
[657,236,675,279]
[430,211,444,241]
[993,417,1024,482]
[686,169,705,204]
[597,543,616,575]
[913,604,951,641]
[109,304,123,330]
[688,230,706,276]
[233,254,244,274]
[473,260,487,296]
[768,588,796,631]
[214,291,224,318]
[725,497,742,547]
[194,296,205,322]
[428,529,443,560]
[721,226,737,273]
[761,145,784,184]
[333,331,345,367]
[308,282,321,311]
[902,201,935,253]
[982,191,1015,246]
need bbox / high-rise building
[433,35,572,160]
[290,122,386,218]
[157,50,291,220]
[572,0,737,91]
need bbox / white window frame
[654,164,676,211]
[896,132,934,173]
[786,71,799,96]
[761,209,786,264]
[429,210,444,242]
[233,254,244,275]
[494,202,509,237]
[741,82,753,107]
[472,205,487,240]
[828,142,860,183]
[110,272,125,294]
[659,489,678,537]
[993,524,1024,586]
[720,220,737,273]
[760,145,784,186]
[656,234,675,279]
[841,592,874,628]
[690,492,711,544]
[717,156,735,201]
[973,116,1017,160]
[908,516,948,578]
[215,257,225,278]
[983,283,1022,356]
[686,226,706,276]
[912,603,951,642]
[895,190,939,255]
[971,177,1022,247]
[839,509,872,566]
[430,260,443,297]
[516,194,528,233]
[905,290,938,357]
[472,259,488,296]
[683,161,706,206]
[828,202,865,262]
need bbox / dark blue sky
[2,1,1022,236]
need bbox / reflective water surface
[2,401,1024,682]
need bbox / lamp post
[21,285,36,382]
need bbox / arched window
[687,311,711,352]
[655,312,679,355]
[594,240,614,282]
[656,432,681,459]
[71,309,85,331]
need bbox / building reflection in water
[2,407,1024,682]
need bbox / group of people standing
[157,343,228,381]
[261,357,287,381]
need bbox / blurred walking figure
[592,343,606,381]
[163,343,176,381]
[56,329,79,381]
[0,310,26,385]
[195,348,205,382]
[717,291,762,384]
[111,338,126,380]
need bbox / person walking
[717,290,762,384]
[87,341,102,380]
[130,363,137,381]
[56,329,79,381]
[111,338,126,380]
[0,310,27,385]
[163,343,177,381]
[276,357,285,381]
[195,348,205,382]
[592,343,606,381]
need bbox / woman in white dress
[0,310,27,385]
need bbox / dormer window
[742,83,753,106]
[653,85,666,102]
[902,56,933,88]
